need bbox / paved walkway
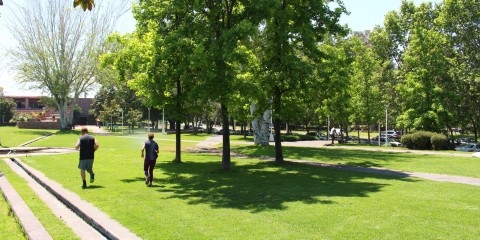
[2,157,141,240]
[195,135,480,186]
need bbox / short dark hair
[81,127,88,134]
[148,133,154,140]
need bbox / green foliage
[0,97,16,123]
[402,131,442,150]
[411,131,434,150]
[280,134,316,142]
[430,133,449,150]
[14,113,30,122]
[400,134,415,149]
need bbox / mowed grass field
[0,126,57,147]
[1,129,480,239]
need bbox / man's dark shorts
[78,159,94,172]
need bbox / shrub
[401,131,445,150]
[431,133,449,150]
[411,131,433,150]
[401,134,415,149]
[281,134,316,142]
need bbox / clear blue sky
[1,0,442,96]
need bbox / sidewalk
[1,157,141,240]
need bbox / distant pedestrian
[141,133,159,186]
[330,127,337,144]
[75,127,99,189]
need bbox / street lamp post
[385,104,388,147]
[121,108,124,134]
[162,107,166,135]
[148,107,151,132]
[327,116,330,140]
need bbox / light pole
[121,108,124,134]
[162,107,166,135]
[148,107,151,132]
[327,116,330,140]
[385,104,388,147]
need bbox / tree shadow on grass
[120,177,145,183]
[155,159,405,213]
[232,145,426,168]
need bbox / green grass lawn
[230,145,480,178]
[0,126,58,147]
[9,133,479,239]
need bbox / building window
[30,100,44,109]
[16,101,25,109]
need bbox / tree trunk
[59,100,69,130]
[221,103,231,170]
[273,87,283,162]
[174,78,182,163]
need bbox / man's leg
[80,169,87,188]
[144,159,149,185]
[89,170,95,183]
[148,160,156,185]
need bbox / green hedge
[401,131,448,150]
[412,131,433,150]
[281,134,317,142]
[400,134,415,149]
[431,133,449,150]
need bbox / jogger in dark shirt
[75,127,99,189]
[141,133,159,186]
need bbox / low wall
[17,121,61,130]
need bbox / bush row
[400,131,449,150]
[281,134,317,142]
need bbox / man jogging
[141,133,159,186]
[75,127,99,189]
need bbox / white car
[455,143,480,152]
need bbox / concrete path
[0,171,53,240]
[3,158,104,240]
[195,136,480,187]
[2,157,141,240]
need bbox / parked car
[380,130,401,139]
[455,137,475,144]
[454,143,480,152]
[371,136,400,146]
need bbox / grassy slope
[18,133,480,239]
[0,126,57,147]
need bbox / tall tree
[188,0,260,169]
[349,36,383,141]
[260,0,347,162]
[440,0,480,140]
[396,2,455,132]
[8,0,129,130]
